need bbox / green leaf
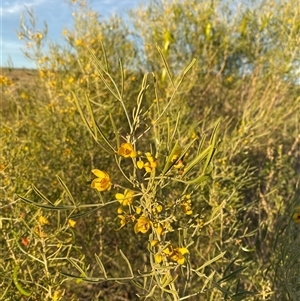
[56,175,75,207]
[31,184,54,206]
[231,291,258,301]
[196,251,226,272]
[202,118,220,174]
[95,253,108,279]
[162,141,180,175]
[173,174,209,185]
[119,249,134,277]
[181,144,212,177]
[157,44,175,88]
[17,194,74,210]
[218,266,247,284]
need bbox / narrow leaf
[119,249,134,277]
[162,141,179,175]
[17,194,74,210]
[56,175,76,207]
[173,174,209,185]
[181,144,212,177]
[218,266,247,284]
[156,44,175,88]
[31,184,54,206]
[183,58,197,75]
[84,93,98,140]
[95,122,116,153]
[202,119,220,174]
[109,112,120,150]
[196,251,226,272]
[95,253,108,279]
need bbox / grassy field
[1,68,37,83]
[1,0,300,300]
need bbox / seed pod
[13,265,31,297]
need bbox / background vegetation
[1,0,299,300]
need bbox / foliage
[1,0,299,300]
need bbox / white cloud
[1,0,46,16]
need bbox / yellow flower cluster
[181,194,193,215]
[154,244,189,265]
[0,76,13,86]
[154,222,173,236]
[90,143,191,267]
[137,152,157,173]
[117,214,135,229]
[117,142,157,173]
[163,245,189,265]
[152,203,163,215]
[52,290,63,301]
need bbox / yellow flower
[144,162,152,173]
[118,215,127,228]
[68,219,76,228]
[18,32,24,40]
[91,169,112,191]
[171,148,187,170]
[38,215,49,225]
[142,153,157,173]
[134,215,151,234]
[173,159,184,169]
[75,39,84,46]
[155,253,163,264]
[153,204,163,214]
[150,239,159,247]
[0,76,13,86]
[36,32,43,40]
[154,223,165,236]
[226,75,233,83]
[52,290,63,301]
[116,189,135,206]
[145,152,157,165]
[293,212,300,223]
[135,206,142,214]
[20,92,28,99]
[34,226,47,238]
[137,160,144,169]
[171,147,182,162]
[191,132,197,139]
[118,143,137,158]
[117,214,135,229]
[293,206,300,224]
[163,245,189,265]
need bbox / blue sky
[1,0,146,68]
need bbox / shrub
[1,0,299,300]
